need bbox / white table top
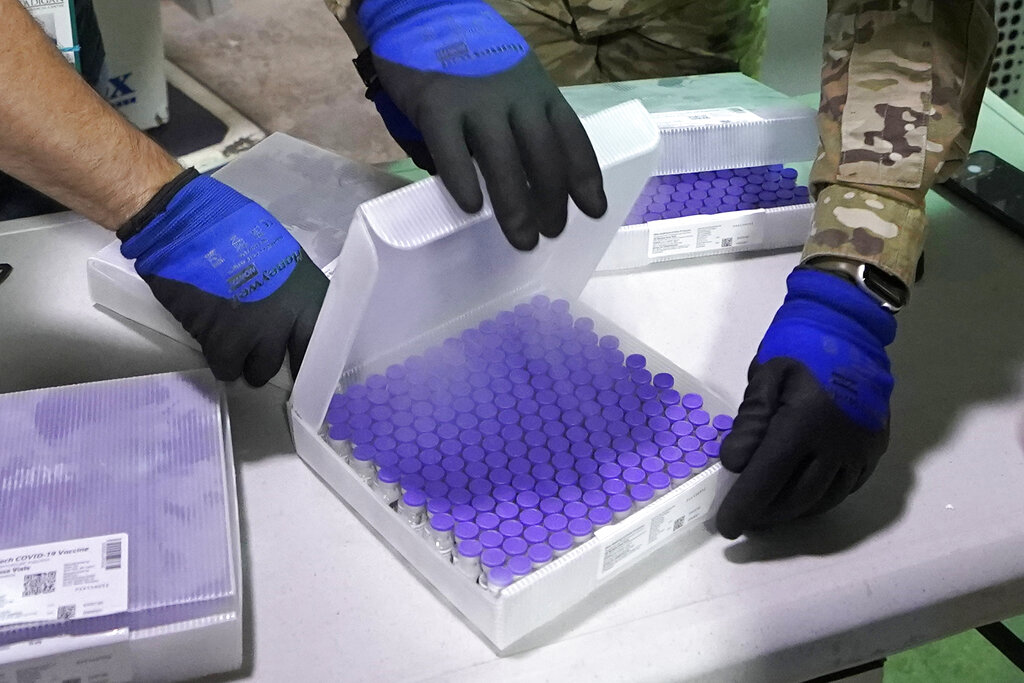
[2,91,1024,682]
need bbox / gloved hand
[715,267,897,539]
[118,169,329,386]
[356,0,607,250]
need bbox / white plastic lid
[561,72,817,174]
[292,101,662,428]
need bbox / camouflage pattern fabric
[323,0,768,86]
[487,0,768,85]
[804,0,996,288]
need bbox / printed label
[0,629,131,683]
[0,535,129,628]
[650,106,763,129]
[596,474,718,580]
[648,211,763,259]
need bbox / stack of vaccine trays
[0,371,242,680]
[559,72,819,271]
[287,101,736,650]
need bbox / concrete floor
[160,0,403,164]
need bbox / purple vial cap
[401,473,425,493]
[520,507,543,527]
[457,539,483,559]
[430,513,455,532]
[579,473,603,491]
[608,494,632,513]
[641,457,664,474]
[681,393,703,410]
[665,405,687,421]
[636,441,658,458]
[648,471,671,491]
[617,452,640,469]
[622,467,646,486]
[660,446,683,464]
[582,489,607,508]
[631,484,654,502]
[671,420,694,437]
[481,548,507,569]
[678,435,701,452]
[480,529,503,549]
[696,425,719,442]
[403,489,427,507]
[378,465,402,484]
[568,518,594,539]
[549,531,574,552]
[494,484,517,502]
[589,506,613,526]
[540,497,565,517]
[516,490,540,509]
[452,504,476,522]
[564,501,589,519]
[503,537,528,557]
[524,524,549,544]
[713,414,735,431]
[544,514,569,533]
[499,519,524,538]
[626,354,647,370]
[688,409,710,426]
[454,521,479,540]
[654,431,676,447]
[508,555,533,577]
[558,485,583,503]
[528,543,554,564]
[477,512,500,531]
[427,498,451,515]
[472,495,496,513]
[603,478,627,496]
[703,441,721,458]
[535,479,558,498]
[513,473,537,493]
[496,501,519,520]
[685,451,709,469]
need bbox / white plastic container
[560,73,818,271]
[288,101,736,651]
[86,132,410,390]
[0,370,242,682]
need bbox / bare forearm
[0,0,181,229]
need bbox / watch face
[862,265,907,310]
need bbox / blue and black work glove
[355,0,607,250]
[118,169,329,386]
[715,267,897,539]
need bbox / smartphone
[942,150,1024,240]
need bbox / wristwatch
[352,48,382,100]
[805,257,909,313]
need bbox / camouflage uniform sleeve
[323,0,367,52]
[803,0,996,289]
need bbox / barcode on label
[721,237,733,247]
[103,538,122,570]
[58,604,76,620]
[23,571,56,597]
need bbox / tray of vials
[561,72,818,271]
[597,162,814,270]
[288,101,736,650]
[0,370,242,682]
[322,297,733,590]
